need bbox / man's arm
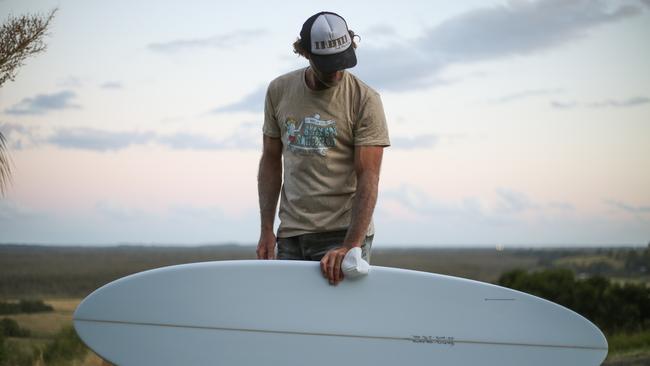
[257,135,283,260]
[320,145,384,284]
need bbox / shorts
[277,229,373,262]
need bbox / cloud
[548,201,576,211]
[0,122,34,149]
[0,200,45,220]
[384,185,566,222]
[157,133,221,150]
[5,90,80,115]
[6,122,442,152]
[376,200,649,246]
[95,201,143,221]
[356,45,446,91]
[586,96,650,108]
[157,132,253,150]
[551,96,650,109]
[419,0,638,60]
[160,121,263,151]
[383,184,487,219]
[364,25,398,37]
[168,204,228,222]
[40,126,259,152]
[0,122,28,135]
[378,186,650,245]
[211,86,265,114]
[495,188,540,214]
[492,88,564,103]
[355,0,642,91]
[391,134,439,149]
[0,202,260,244]
[551,100,578,109]
[100,81,123,89]
[605,200,650,215]
[148,29,265,53]
[47,128,155,151]
[56,76,83,88]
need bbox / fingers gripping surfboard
[74,260,608,366]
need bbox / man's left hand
[320,246,352,285]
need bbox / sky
[0,0,649,247]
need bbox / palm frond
[0,132,12,196]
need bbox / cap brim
[311,45,357,74]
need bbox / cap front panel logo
[310,14,351,55]
[313,34,349,52]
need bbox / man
[257,11,390,285]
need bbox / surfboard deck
[74,260,608,365]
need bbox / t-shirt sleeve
[262,83,281,138]
[354,91,390,146]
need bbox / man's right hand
[256,232,277,259]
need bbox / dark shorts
[277,229,373,262]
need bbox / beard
[309,61,343,88]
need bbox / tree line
[499,268,650,335]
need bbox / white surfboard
[73,260,608,366]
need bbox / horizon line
[0,242,647,249]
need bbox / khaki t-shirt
[263,67,390,238]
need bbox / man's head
[293,12,358,74]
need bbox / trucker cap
[300,11,357,73]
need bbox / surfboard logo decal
[410,335,455,346]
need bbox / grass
[77,352,106,366]
[2,338,41,366]
[4,299,104,366]
[0,245,546,298]
[371,247,540,283]
[603,331,650,365]
[608,331,650,354]
[10,299,79,339]
[604,347,650,366]
[555,255,626,270]
[0,244,256,298]
[609,276,650,287]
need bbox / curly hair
[293,30,360,58]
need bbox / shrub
[607,330,650,353]
[0,336,36,366]
[0,299,53,315]
[18,299,53,313]
[0,334,5,364]
[0,318,30,337]
[498,268,650,335]
[42,325,87,365]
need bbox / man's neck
[305,67,328,91]
[305,67,342,91]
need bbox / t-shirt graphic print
[285,114,337,156]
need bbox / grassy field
[0,244,548,299]
[554,254,626,271]
[3,299,102,366]
[1,244,648,365]
[371,247,541,283]
[10,300,77,339]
